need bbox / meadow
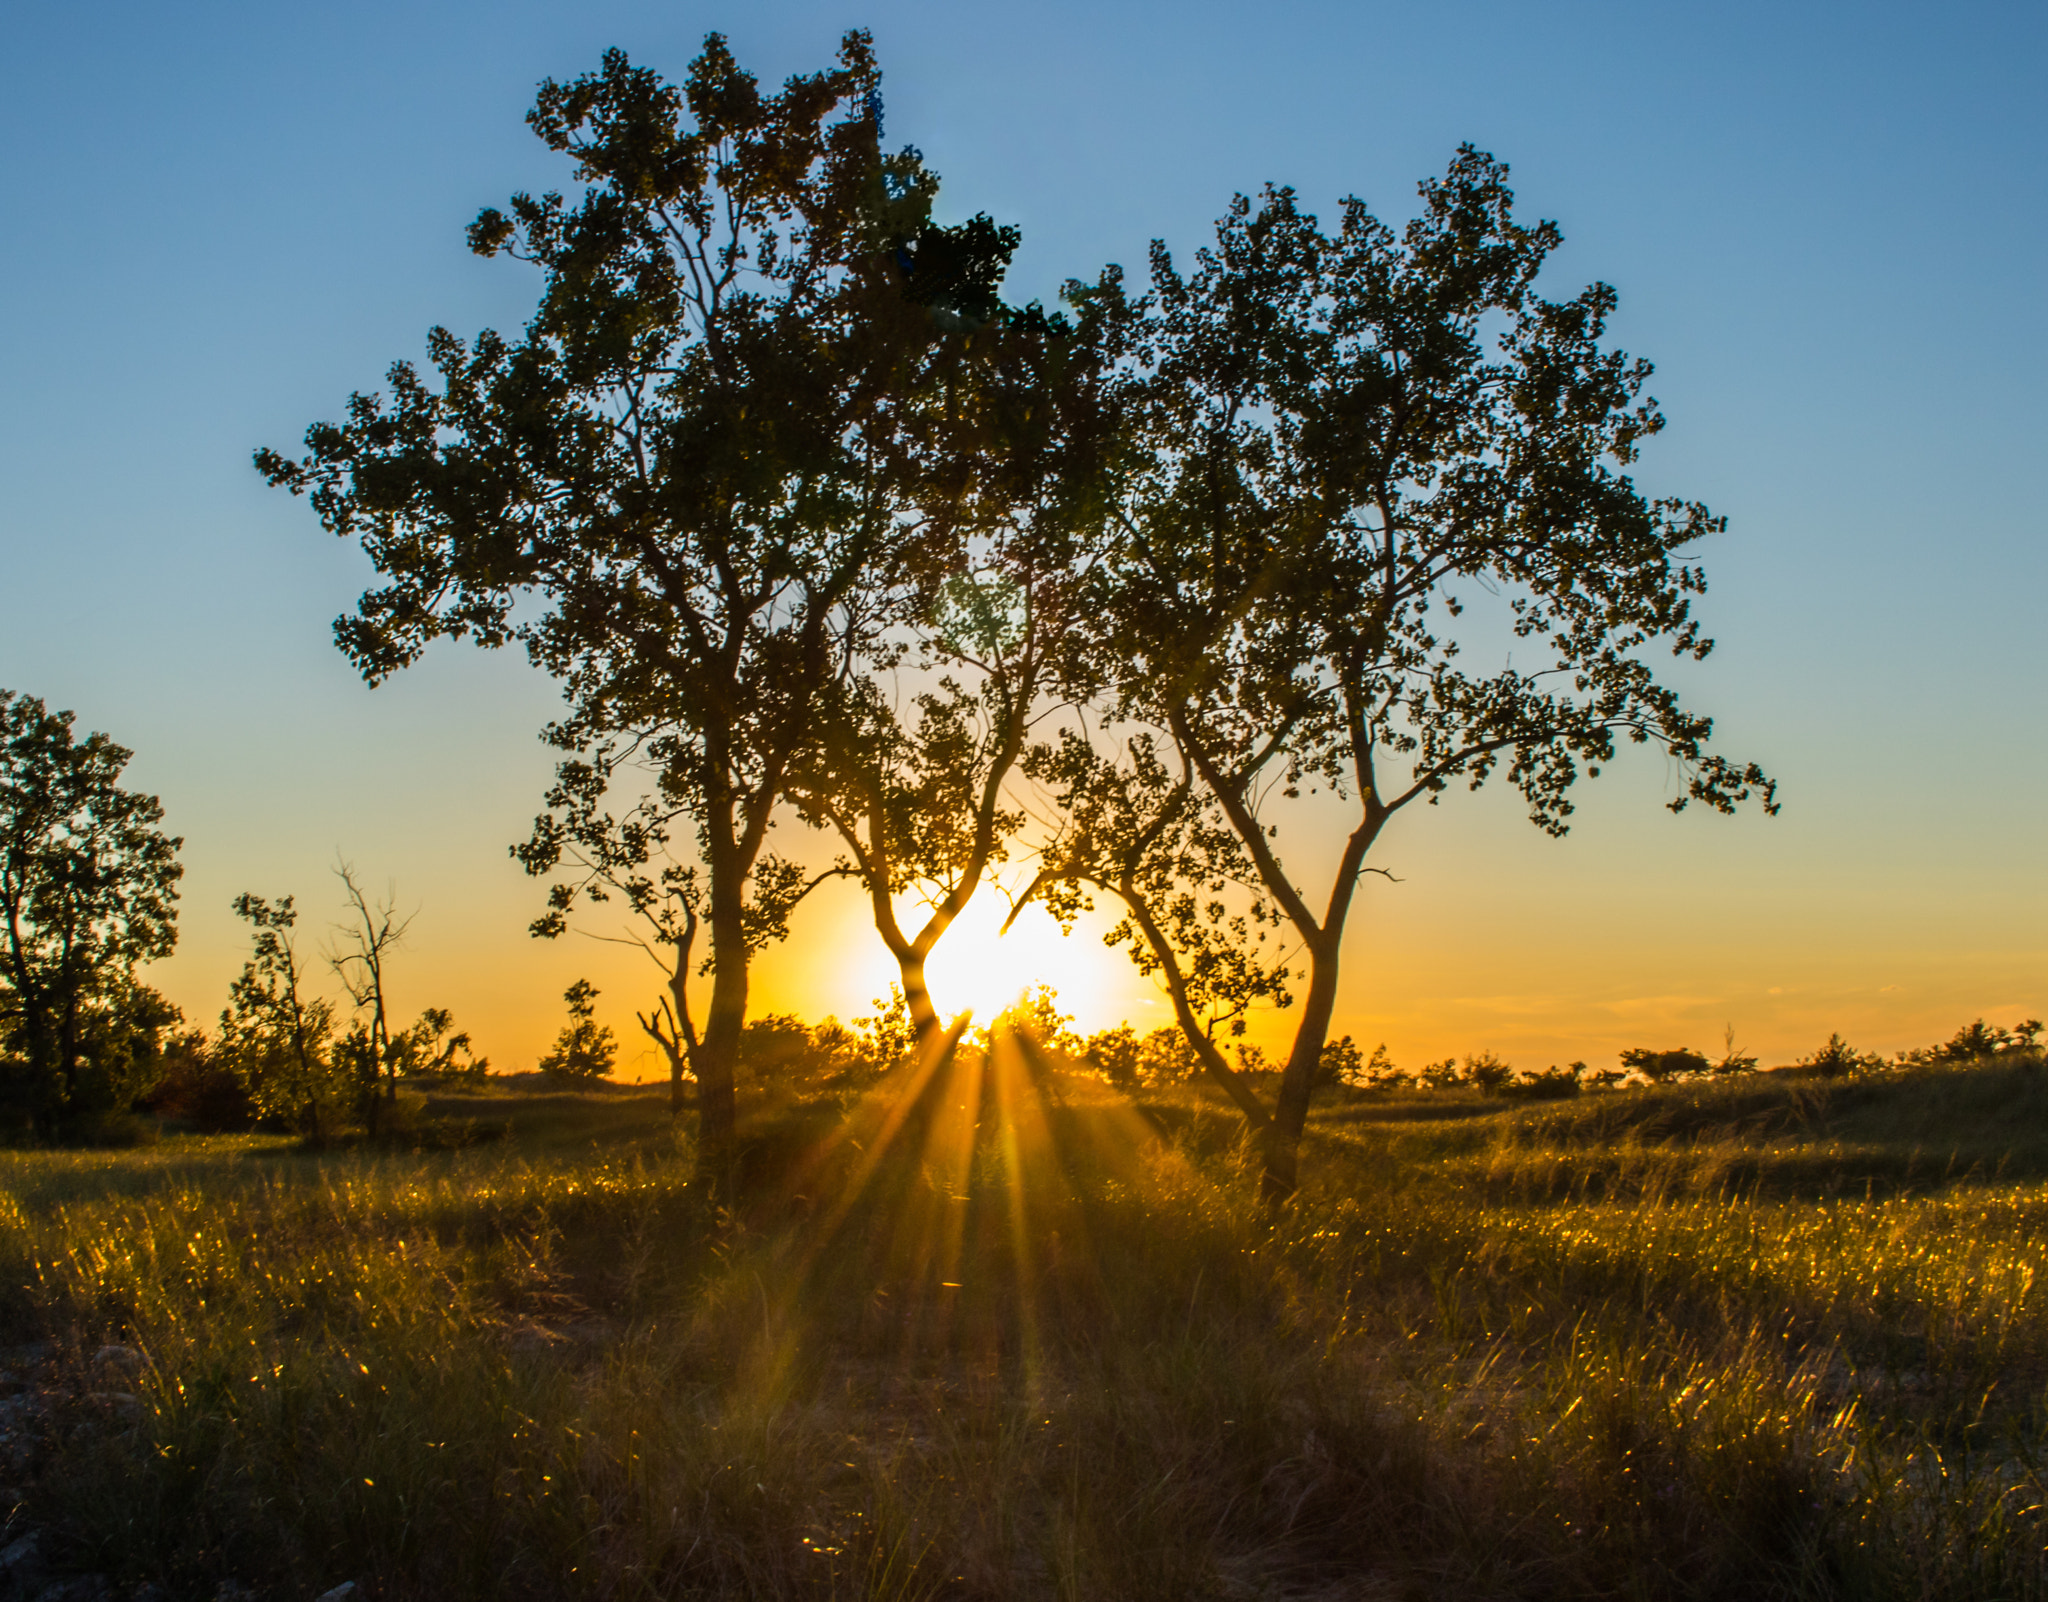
[3,1053,2046,1600]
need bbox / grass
[2,1055,2046,1598]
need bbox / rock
[89,1347,144,1377]
[1,1532,41,1573]
[313,1584,359,1602]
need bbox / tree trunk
[696,834,748,1196]
[1260,936,1342,1204]
[898,952,940,1045]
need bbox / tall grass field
[4,1051,2048,1599]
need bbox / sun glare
[844,891,1124,1032]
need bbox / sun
[829,889,1130,1034]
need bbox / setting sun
[836,890,1133,1034]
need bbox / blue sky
[1,0,2042,1072]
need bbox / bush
[1797,1032,1883,1078]
[1462,1051,1515,1095]
[138,1030,256,1132]
[1085,1023,1143,1089]
[1927,1017,2043,1064]
[1499,1062,1584,1101]
[1620,1047,1711,1083]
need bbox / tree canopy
[259,31,1022,1186]
[1034,151,1776,1196]
[261,35,1772,1197]
[0,690,183,1133]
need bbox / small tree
[1084,1022,1142,1089]
[540,979,618,1080]
[220,893,348,1138]
[0,691,183,1133]
[328,862,413,1135]
[388,1006,489,1080]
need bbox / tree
[261,33,1018,1189]
[539,978,618,1079]
[387,1006,489,1080]
[0,690,182,1133]
[328,862,414,1136]
[787,291,1115,1048]
[1041,151,1776,1199]
[220,893,348,1138]
[515,767,828,1116]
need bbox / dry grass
[0,1053,2044,1598]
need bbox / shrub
[1463,1051,1516,1095]
[1620,1047,1711,1083]
[1796,1032,1882,1078]
[1501,1061,1584,1101]
[139,1029,255,1132]
[1084,1023,1143,1089]
[1928,1017,2043,1063]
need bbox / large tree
[1038,151,1776,1199]
[0,690,183,1133]
[259,33,1017,1188]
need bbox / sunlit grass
[1,1060,2045,1596]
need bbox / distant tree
[1712,1026,1759,1075]
[388,1006,489,1080]
[1796,1033,1880,1078]
[328,863,413,1135]
[1620,1046,1711,1083]
[0,691,183,1133]
[992,984,1080,1056]
[263,33,1020,1189]
[1357,1043,1403,1088]
[1037,150,1775,1200]
[1928,1018,2043,1063]
[220,893,348,1139]
[1502,1061,1584,1101]
[1083,1022,1142,1089]
[1462,1051,1516,1095]
[540,979,618,1080]
[1315,1034,1363,1090]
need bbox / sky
[1,0,2043,1077]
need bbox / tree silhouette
[0,690,182,1133]
[259,33,1016,1188]
[328,861,413,1137]
[1042,151,1776,1199]
[539,978,618,1080]
[221,893,345,1139]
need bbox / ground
[1,1050,2045,1600]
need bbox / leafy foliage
[539,979,618,1080]
[219,893,348,1138]
[260,30,1027,1184]
[1035,150,1775,1196]
[0,690,182,1132]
